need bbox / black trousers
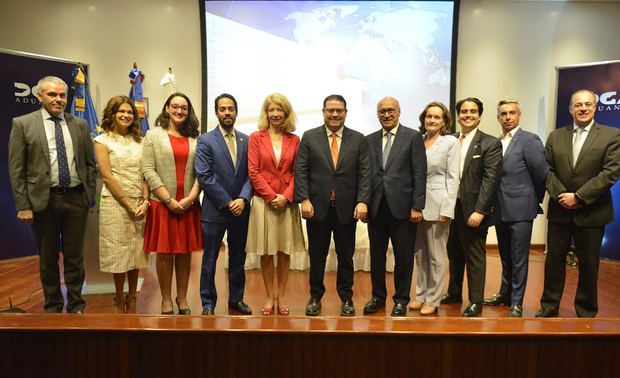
[540,220,604,318]
[307,207,356,301]
[31,190,89,313]
[368,198,416,305]
[446,200,488,303]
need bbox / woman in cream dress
[246,93,306,315]
[94,96,150,313]
[410,102,460,315]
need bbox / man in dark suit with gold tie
[295,94,371,316]
[537,89,620,318]
[8,76,96,313]
[441,97,502,317]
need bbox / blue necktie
[51,116,71,187]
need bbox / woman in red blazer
[246,93,307,315]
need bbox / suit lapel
[318,126,334,172]
[336,127,351,170]
[463,130,481,175]
[384,125,403,170]
[426,134,442,160]
[35,111,51,168]
[574,123,599,170]
[214,126,235,171]
[280,133,293,168]
[65,113,80,166]
[503,128,522,158]
[234,131,245,173]
[563,126,576,169]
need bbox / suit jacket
[195,126,253,223]
[248,130,299,203]
[454,128,502,228]
[421,134,460,221]
[498,128,548,222]
[546,122,620,227]
[8,109,96,212]
[295,125,371,224]
[142,126,199,203]
[367,124,427,220]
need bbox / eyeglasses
[378,108,396,115]
[170,104,188,112]
[323,108,346,115]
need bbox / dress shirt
[41,108,80,187]
[501,125,520,155]
[325,125,343,150]
[572,120,593,162]
[382,124,400,150]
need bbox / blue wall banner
[0,49,83,260]
[556,60,620,260]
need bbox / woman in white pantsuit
[410,102,460,315]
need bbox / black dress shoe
[176,298,191,315]
[229,301,252,315]
[509,305,523,318]
[462,302,482,317]
[341,299,355,316]
[440,293,462,304]
[483,293,510,306]
[391,303,407,317]
[201,307,214,315]
[363,297,385,314]
[305,297,321,316]
[535,307,558,318]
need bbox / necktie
[226,132,236,168]
[382,131,392,168]
[330,132,339,169]
[572,127,584,167]
[51,116,70,187]
[459,134,465,146]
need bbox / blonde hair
[257,93,297,132]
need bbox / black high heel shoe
[162,300,174,315]
[176,298,191,315]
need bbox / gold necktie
[226,132,236,168]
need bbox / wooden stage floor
[1,248,620,318]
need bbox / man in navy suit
[363,97,426,316]
[195,93,253,315]
[295,94,371,316]
[483,100,548,317]
[441,97,502,317]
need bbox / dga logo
[14,82,40,105]
[596,92,620,111]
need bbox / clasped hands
[558,192,583,210]
[166,197,196,215]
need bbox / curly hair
[155,92,200,138]
[100,95,142,142]
[418,102,452,136]
[257,93,297,133]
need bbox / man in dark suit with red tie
[537,89,620,318]
[295,94,371,316]
[8,76,96,313]
[441,97,502,317]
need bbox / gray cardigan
[142,126,199,203]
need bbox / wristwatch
[165,196,171,204]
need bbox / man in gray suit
[8,76,96,313]
[441,97,502,317]
[483,100,548,317]
[295,94,371,316]
[537,89,620,318]
[363,97,426,316]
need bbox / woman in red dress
[142,93,202,315]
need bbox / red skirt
[143,200,202,253]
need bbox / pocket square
[472,155,481,159]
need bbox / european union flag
[70,64,100,138]
[129,67,150,135]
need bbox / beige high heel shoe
[125,293,137,313]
